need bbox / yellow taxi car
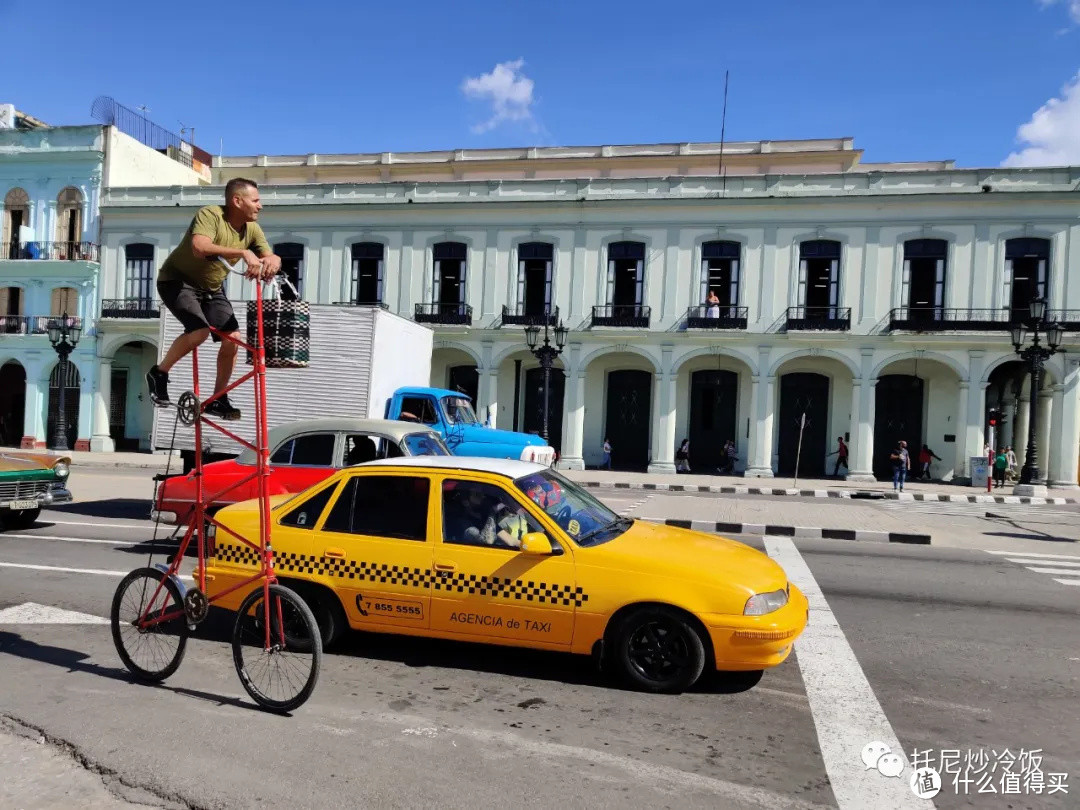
[205,456,808,693]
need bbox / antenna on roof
[718,70,730,196]
[136,104,151,118]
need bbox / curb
[578,480,1076,506]
[71,460,172,471]
[651,518,932,545]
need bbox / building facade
[95,139,1080,485]
[0,108,206,451]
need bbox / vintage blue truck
[386,387,557,466]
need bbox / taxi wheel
[610,606,706,693]
[6,508,41,530]
[308,591,347,650]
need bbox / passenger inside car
[345,436,378,466]
[442,480,538,550]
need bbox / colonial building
[0,102,207,451]
[96,138,1080,485]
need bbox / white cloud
[461,59,536,134]
[1003,70,1080,166]
[1038,0,1080,25]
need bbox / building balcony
[100,298,160,319]
[501,304,559,327]
[0,315,83,335]
[3,241,99,262]
[887,307,1014,332]
[685,305,748,330]
[591,304,651,328]
[785,306,851,331]
[414,302,472,325]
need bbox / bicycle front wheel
[111,567,189,682]
[232,584,321,712]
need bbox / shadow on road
[49,499,153,521]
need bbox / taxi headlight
[744,588,788,616]
[53,462,70,479]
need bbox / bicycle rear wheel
[232,584,321,712]
[111,567,189,682]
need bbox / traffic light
[988,408,999,427]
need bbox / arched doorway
[688,370,738,472]
[605,369,652,470]
[0,361,26,446]
[47,361,80,450]
[874,375,924,478]
[523,366,565,452]
[777,373,830,477]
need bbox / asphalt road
[0,469,1077,809]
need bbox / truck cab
[387,387,556,466]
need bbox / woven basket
[246,299,310,368]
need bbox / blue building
[0,103,206,451]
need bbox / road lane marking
[986,550,1080,560]
[0,534,141,546]
[765,536,933,809]
[39,519,154,530]
[0,601,108,624]
[1052,578,1080,586]
[0,562,128,576]
[1006,558,1080,568]
[1025,567,1080,576]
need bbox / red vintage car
[153,417,450,525]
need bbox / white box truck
[152,304,433,468]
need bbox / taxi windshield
[441,396,479,426]
[402,432,451,456]
[514,470,626,547]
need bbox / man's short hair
[225,177,258,202]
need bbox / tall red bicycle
[110,273,321,712]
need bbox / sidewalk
[558,468,1080,505]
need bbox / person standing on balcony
[145,178,281,420]
[706,290,720,319]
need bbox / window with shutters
[1005,238,1051,321]
[700,241,741,311]
[2,187,29,258]
[124,243,155,303]
[607,241,645,313]
[902,239,947,323]
[274,242,305,301]
[50,286,78,317]
[350,242,384,304]
[56,187,83,250]
[433,242,467,310]
[516,242,554,317]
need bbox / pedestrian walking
[601,438,612,470]
[993,448,1009,488]
[706,290,720,319]
[918,444,942,480]
[890,440,910,491]
[1006,446,1018,480]
[718,439,737,474]
[827,436,848,477]
[675,438,691,473]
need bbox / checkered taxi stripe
[214,544,589,607]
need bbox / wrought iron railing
[501,303,559,327]
[331,301,389,309]
[414,302,473,325]
[100,299,159,319]
[887,307,1013,331]
[685,305,748,329]
[785,306,851,331]
[3,241,99,261]
[591,304,651,328]
[0,315,83,335]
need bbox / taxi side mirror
[520,532,553,556]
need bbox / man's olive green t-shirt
[158,205,271,291]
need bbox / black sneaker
[146,365,170,405]
[204,395,241,421]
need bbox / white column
[1015,394,1030,467]
[21,378,44,448]
[962,350,987,480]
[558,368,586,470]
[648,372,677,474]
[90,358,115,452]
[746,374,776,477]
[848,378,877,481]
[1050,360,1080,488]
[1037,389,1053,485]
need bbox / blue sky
[3,0,1079,167]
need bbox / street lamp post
[1009,298,1063,487]
[524,319,568,444]
[47,312,82,452]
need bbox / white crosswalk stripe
[986,550,1080,588]
[881,501,1074,518]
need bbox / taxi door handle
[433,562,456,574]
[324,548,346,559]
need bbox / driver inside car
[443,481,534,549]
